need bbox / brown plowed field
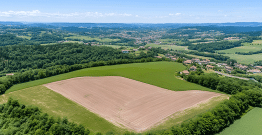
[44,76,222,132]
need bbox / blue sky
[0,0,261,23]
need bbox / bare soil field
[44,76,222,132]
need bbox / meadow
[6,62,212,93]
[145,43,188,51]
[218,43,262,54]
[0,62,227,133]
[218,108,262,135]
[223,53,262,64]
[217,41,262,64]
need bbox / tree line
[0,98,90,135]
[145,72,262,135]
[0,57,167,94]
[0,43,163,75]
[185,51,230,61]
[235,49,262,55]
[182,73,261,94]
[188,41,242,53]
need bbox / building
[183,60,192,65]
[171,58,177,61]
[155,56,162,59]
[189,66,197,71]
[254,66,262,70]
[191,58,200,63]
[206,65,214,69]
[121,50,130,53]
[180,70,190,75]
[247,69,261,74]
[239,65,248,70]
[6,73,14,76]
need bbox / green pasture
[1,62,226,133]
[252,40,262,44]
[65,35,120,42]
[218,43,262,54]
[223,53,262,64]
[146,43,188,51]
[0,86,125,134]
[6,62,213,94]
[218,108,262,135]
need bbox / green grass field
[6,62,213,93]
[0,86,125,134]
[218,43,262,54]
[218,108,262,135]
[223,53,262,64]
[146,43,188,51]
[252,40,262,44]
[1,62,226,133]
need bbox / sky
[0,0,261,23]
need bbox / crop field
[223,53,262,64]
[146,43,188,51]
[65,35,120,42]
[6,62,213,93]
[44,76,223,132]
[219,108,262,135]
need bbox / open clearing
[222,53,262,64]
[218,43,262,54]
[7,62,213,93]
[44,76,222,132]
[218,108,262,135]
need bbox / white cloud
[0,10,132,18]
[169,13,181,16]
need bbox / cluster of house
[179,57,262,75]
[224,37,240,41]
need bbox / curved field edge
[0,85,228,134]
[6,62,215,94]
[148,95,229,132]
[0,85,126,134]
[218,107,262,135]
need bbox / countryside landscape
[1,0,262,135]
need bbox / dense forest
[0,34,37,46]
[0,98,90,135]
[0,43,164,75]
[188,41,242,53]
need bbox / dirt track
[44,76,222,132]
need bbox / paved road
[214,71,250,81]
